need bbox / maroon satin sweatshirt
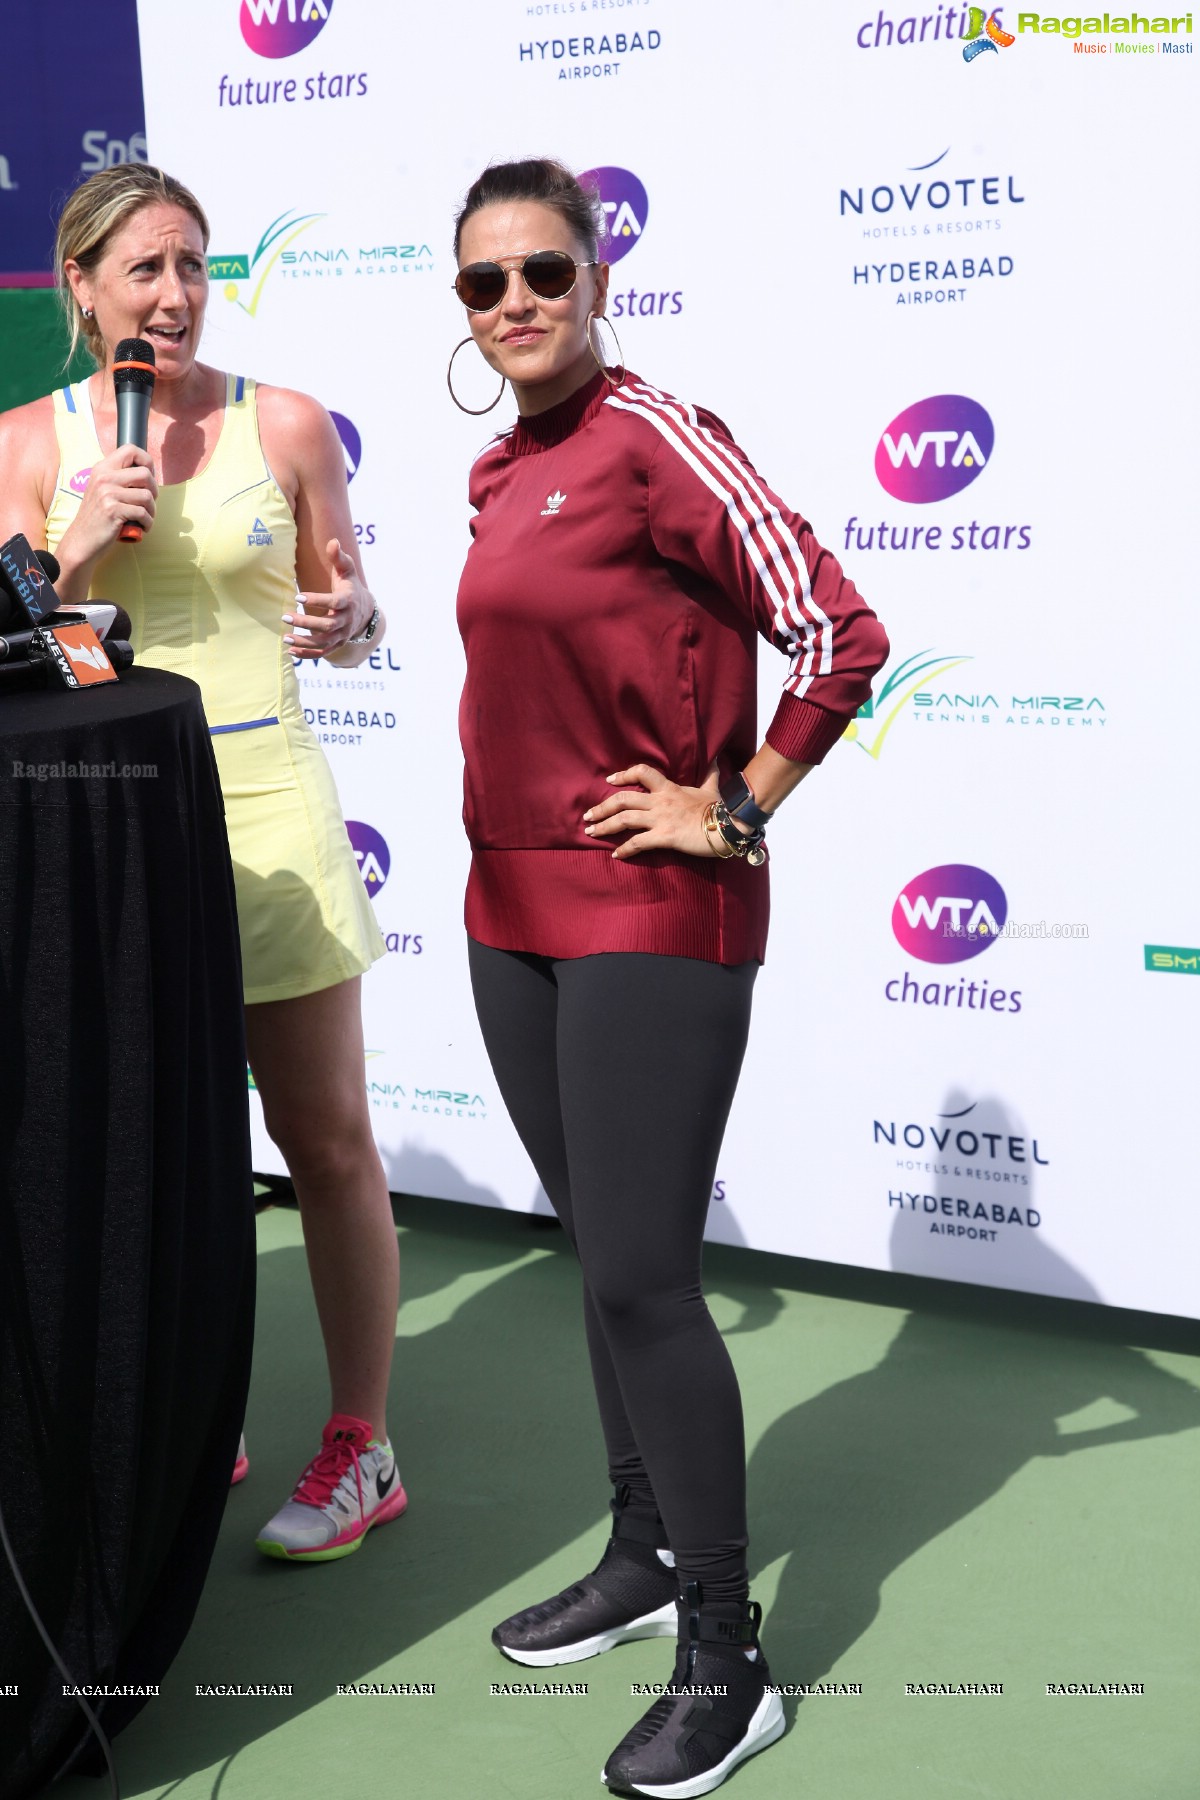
[456,370,889,963]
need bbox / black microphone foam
[35,550,61,585]
[0,532,58,631]
[113,338,157,397]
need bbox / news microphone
[0,533,58,632]
[0,605,132,664]
[51,603,133,644]
[113,337,156,545]
[0,638,133,693]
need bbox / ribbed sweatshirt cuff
[765,692,852,765]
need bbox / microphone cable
[0,1487,121,1800]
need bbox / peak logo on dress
[578,168,648,267]
[330,412,361,483]
[875,396,994,502]
[247,517,273,546]
[892,865,1007,963]
[240,0,332,59]
[346,820,389,895]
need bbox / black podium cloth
[0,669,255,1800]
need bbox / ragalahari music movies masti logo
[240,0,333,59]
[962,7,1016,58]
[892,864,1008,963]
[346,820,389,896]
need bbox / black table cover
[0,669,255,1799]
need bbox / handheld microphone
[0,603,131,663]
[113,337,156,545]
[0,535,59,632]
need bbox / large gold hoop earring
[587,313,626,388]
[447,337,507,415]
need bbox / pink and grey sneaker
[231,1433,250,1486]
[255,1414,407,1562]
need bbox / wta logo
[875,395,994,503]
[892,865,1007,963]
[346,821,389,896]
[240,0,332,59]
[330,412,361,483]
[578,167,648,266]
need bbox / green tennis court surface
[53,1194,1200,1800]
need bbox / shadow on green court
[54,1192,1200,1794]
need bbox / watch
[347,603,380,646]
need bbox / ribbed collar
[507,369,614,456]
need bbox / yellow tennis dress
[45,373,385,1004]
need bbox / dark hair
[454,159,603,262]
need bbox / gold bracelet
[702,801,737,858]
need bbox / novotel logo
[346,820,389,896]
[875,395,994,503]
[892,864,1007,963]
[240,0,332,59]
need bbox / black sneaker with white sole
[492,1486,678,1667]
[601,1583,785,1799]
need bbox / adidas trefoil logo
[247,516,273,547]
[540,490,566,517]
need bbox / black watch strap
[720,772,773,831]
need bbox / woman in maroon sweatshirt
[453,158,888,1797]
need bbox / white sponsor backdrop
[137,0,1198,1316]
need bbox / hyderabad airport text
[889,1195,1041,1239]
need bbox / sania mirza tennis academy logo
[241,0,333,59]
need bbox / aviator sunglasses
[453,249,597,313]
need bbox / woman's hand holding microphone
[54,446,157,601]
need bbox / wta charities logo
[963,6,1018,54]
[578,167,649,266]
[330,412,361,482]
[876,396,993,502]
[240,0,332,58]
[346,820,389,895]
[208,209,324,317]
[893,865,1008,962]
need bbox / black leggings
[468,941,758,1603]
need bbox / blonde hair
[55,164,210,369]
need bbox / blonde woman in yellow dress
[0,164,406,1561]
